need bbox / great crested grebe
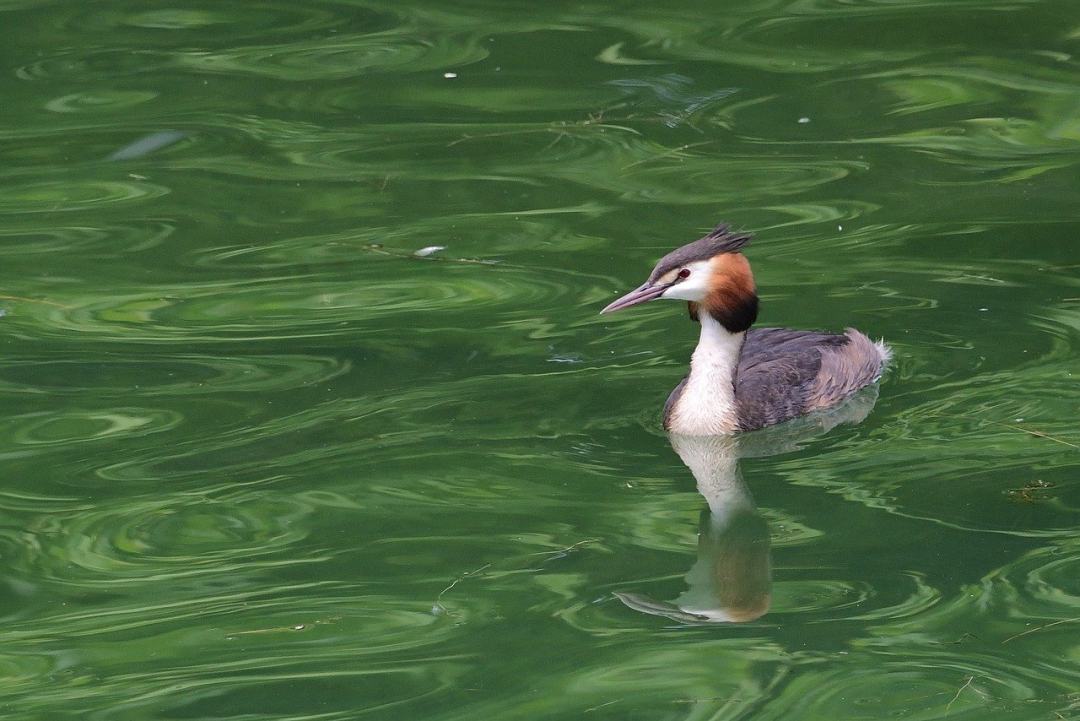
[600,224,890,435]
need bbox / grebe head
[600,223,759,332]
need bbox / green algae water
[2,1,1080,718]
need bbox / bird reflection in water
[616,388,879,624]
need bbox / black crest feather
[648,223,752,283]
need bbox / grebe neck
[667,314,745,435]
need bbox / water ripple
[38,1,355,35]
[0,222,176,256]
[180,33,489,80]
[11,264,604,343]
[0,354,350,396]
[759,658,1043,719]
[44,90,158,114]
[4,408,182,446]
[11,489,318,586]
[0,180,169,214]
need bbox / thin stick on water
[583,700,620,713]
[621,141,714,170]
[945,676,975,713]
[974,416,1079,449]
[432,562,492,615]
[431,539,597,615]
[931,410,1079,450]
[525,538,598,559]
[1002,617,1080,644]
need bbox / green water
[2,0,1080,718]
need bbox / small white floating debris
[978,307,989,312]
[107,129,187,161]
[413,245,446,258]
[443,72,458,79]
[547,354,584,364]
[798,116,811,124]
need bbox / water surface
[1,1,1079,719]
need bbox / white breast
[667,315,744,435]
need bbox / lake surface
[2,1,1079,718]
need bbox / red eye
[677,268,691,279]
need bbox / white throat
[667,314,745,435]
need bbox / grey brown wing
[805,329,889,410]
[735,328,841,430]
[735,354,821,430]
[740,327,847,368]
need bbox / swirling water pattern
[1,0,1079,718]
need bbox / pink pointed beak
[600,282,667,314]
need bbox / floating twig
[1002,617,1080,644]
[621,141,714,170]
[945,675,975,712]
[583,700,621,713]
[525,538,598,560]
[992,422,1079,450]
[432,562,492,616]
[931,411,1079,450]
[432,539,598,616]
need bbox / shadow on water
[616,387,879,624]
